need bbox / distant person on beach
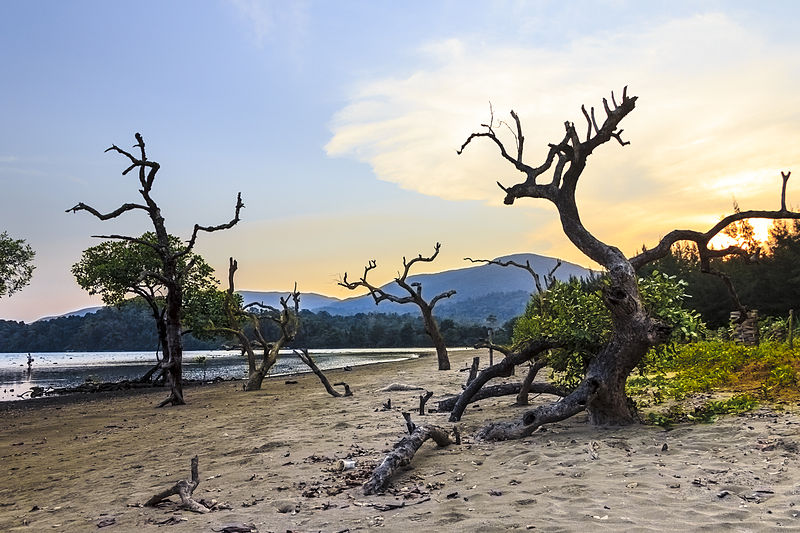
[26,353,34,375]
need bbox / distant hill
[317,253,593,324]
[237,291,339,310]
[37,306,103,322]
[35,253,593,327]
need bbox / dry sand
[1,348,799,532]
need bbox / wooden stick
[145,456,210,513]
[418,390,434,415]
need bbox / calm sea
[0,348,444,402]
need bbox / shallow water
[0,348,436,401]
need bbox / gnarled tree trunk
[459,88,800,437]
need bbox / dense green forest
[0,304,505,353]
[641,219,800,327]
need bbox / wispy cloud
[326,13,800,256]
[227,0,308,49]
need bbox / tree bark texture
[363,414,455,495]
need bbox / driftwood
[363,413,457,495]
[517,360,548,405]
[466,356,480,386]
[438,381,565,412]
[418,390,434,415]
[379,383,424,392]
[145,455,210,513]
[295,349,352,397]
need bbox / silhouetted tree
[67,133,243,406]
[340,243,456,370]
[459,88,800,439]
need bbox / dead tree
[464,256,562,295]
[459,88,800,439]
[362,412,457,495]
[208,258,300,391]
[294,349,352,397]
[67,133,243,406]
[340,243,456,370]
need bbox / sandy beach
[1,348,799,532]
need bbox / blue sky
[2,1,799,322]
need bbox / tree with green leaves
[0,231,35,298]
[458,88,800,439]
[67,133,243,406]
[72,232,221,382]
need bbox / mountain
[317,253,593,324]
[37,306,103,322]
[35,253,592,326]
[237,291,339,310]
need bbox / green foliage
[512,271,705,389]
[642,219,800,327]
[0,308,492,353]
[629,340,798,424]
[645,394,759,427]
[71,233,217,308]
[0,231,35,298]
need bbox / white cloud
[326,13,800,254]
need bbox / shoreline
[1,348,799,531]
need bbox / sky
[1,0,800,323]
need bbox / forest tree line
[0,303,505,353]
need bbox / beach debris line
[363,412,460,495]
[339,242,456,370]
[294,348,353,397]
[144,455,226,513]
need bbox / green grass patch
[628,340,798,425]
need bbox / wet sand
[1,348,799,532]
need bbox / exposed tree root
[448,339,558,422]
[438,381,565,413]
[363,413,458,495]
[477,381,592,441]
[145,456,209,513]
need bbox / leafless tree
[464,256,562,295]
[340,243,456,370]
[67,133,243,406]
[459,88,800,439]
[210,258,299,391]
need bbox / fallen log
[295,349,352,397]
[363,413,457,495]
[438,381,565,412]
[145,455,210,513]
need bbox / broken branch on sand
[363,412,458,495]
[145,455,210,513]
